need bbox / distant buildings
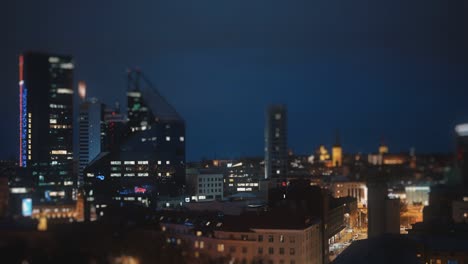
[265,105,288,179]
[19,52,75,204]
[330,181,367,207]
[186,168,224,202]
[225,158,263,195]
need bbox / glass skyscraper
[84,70,185,216]
[19,52,75,204]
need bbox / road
[328,227,367,262]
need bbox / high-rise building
[19,52,75,204]
[332,131,342,167]
[78,96,105,187]
[455,123,468,190]
[265,105,287,179]
[84,70,185,216]
[367,172,400,238]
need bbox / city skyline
[2,0,468,161]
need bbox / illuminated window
[124,161,135,165]
[157,160,162,165]
[165,136,171,141]
[217,244,224,252]
[166,160,170,165]
[179,136,184,142]
[275,113,281,120]
[57,88,73,94]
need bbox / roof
[332,234,419,264]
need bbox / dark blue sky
[2,0,468,161]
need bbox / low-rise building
[160,210,323,264]
[330,181,367,207]
[186,169,224,202]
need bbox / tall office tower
[455,123,468,190]
[78,96,105,187]
[19,52,75,204]
[332,130,343,167]
[265,105,288,179]
[367,170,400,238]
[84,69,185,216]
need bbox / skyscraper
[265,105,287,179]
[455,123,468,190]
[78,96,105,187]
[19,52,75,204]
[83,69,185,216]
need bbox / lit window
[276,170,280,174]
[217,244,224,252]
[166,160,170,165]
[166,136,171,141]
[157,160,162,165]
[275,113,281,120]
[179,136,184,142]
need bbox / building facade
[186,169,224,202]
[161,212,323,264]
[330,181,367,207]
[83,70,185,217]
[78,97,105,187]
[19,52,75,204]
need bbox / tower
[455,123,468,190]
[379,137,389,155]
[265,105,288,179]
[78,96,105,187]
[332,130,342,167]
[19,52,75,204]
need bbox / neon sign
[134,187,147,193]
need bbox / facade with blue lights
[19,52,75,204]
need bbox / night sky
[2,0,468,161]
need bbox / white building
[186,169,224,202]
[330,181,367,207]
